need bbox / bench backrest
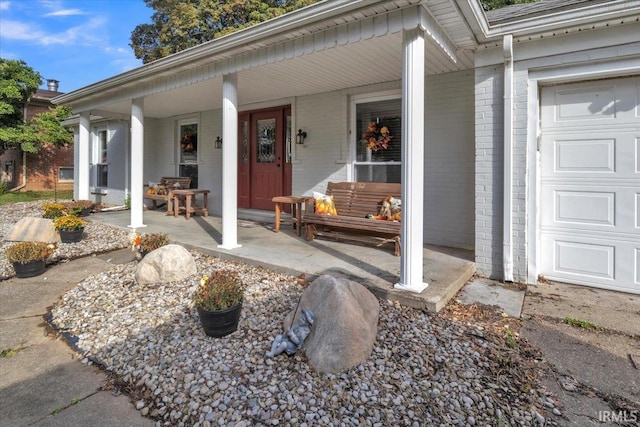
[160,177,192,190]
[326,181,401,218]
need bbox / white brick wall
[475,65,504,279]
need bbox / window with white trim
[178,120,198,188]
[353,97,402,183]
[96,129,108,187]
[58,167,74,182]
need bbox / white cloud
[44,9,85,17]
[0,20,46,41]
[0,1,10,11]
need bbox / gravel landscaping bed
[2,201,559,426]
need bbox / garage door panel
[555,138,615,172]
[541,133,638,178]
[554,240,614,279]
[540,77,640,293]
[556,85,616,122]
[555,190,614,225]
[636,193,640,229]
[541,234,639,293]
[636,137,640,173]
[636,249,640,285]
[541,78,640,128]
[541,185,639,233]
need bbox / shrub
[43,202,67,219]
[64,200,94,216]
[4,242,55,264]
[53,215,85,231]
[193,270,245,311]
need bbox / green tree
[131,0,321,63]
[0,58,73,154]
[482,0,538,10]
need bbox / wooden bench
[303,181,402,256]
[143,177,192,211]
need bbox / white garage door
[540,76,640,294]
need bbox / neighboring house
[53,0,640,295]
[1,80,74,192]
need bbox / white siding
[425,70,475,250]
[293,91,349,196]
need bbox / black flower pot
[59,228,84,243]
[78,208,91,217]
[13,259,46,278]
[197,303,242,337]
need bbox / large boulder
[6,217,59,242]
[135,244,197,285]
[288,274,379,373]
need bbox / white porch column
[129,97,146,229]
[394,28,428,294]
[78,112,90,200]
[219,73,241,250]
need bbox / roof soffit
[54,0,473,113]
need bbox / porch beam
[394,27,428,294]
[417,7,458,64]
[129,97,146,229]
[219,73,241,250]
[78,112,90,200]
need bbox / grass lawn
[0,190,73,206]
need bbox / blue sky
[0,0,152,93]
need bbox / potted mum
[4,242,55,278]
[53,215,86,243]
[131,232,170,258]
[42,202,67,219]
[193,269,245,337]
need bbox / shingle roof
[485,0,612,25]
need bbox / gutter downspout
[503,34,514,282]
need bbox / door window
[96,129,108,187]
[178,121,198,188]
[256,118,276,164]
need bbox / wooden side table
[272,195,311,237]
[172,189,210,220]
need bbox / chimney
[47,79,59,92]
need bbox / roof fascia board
[418,6,458,63]
[52,0,398,106]
[465,0,640,42]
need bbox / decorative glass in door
[256,118,276,163]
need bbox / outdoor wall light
[296,129,307,145]
[215,136,222,149]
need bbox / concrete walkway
[0,250,154,427]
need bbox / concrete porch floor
[91,209,475,312]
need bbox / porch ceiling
[97,31,474,119]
